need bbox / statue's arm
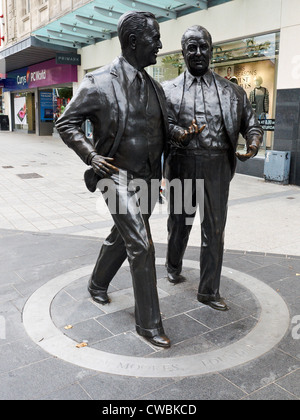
[56,75,99,165]
[236,89,264,161]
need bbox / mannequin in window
[249,76,269,119]
[225,66,232,80]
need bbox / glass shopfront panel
[149,32,280,156]
[212,32,280,155]
[39,86,73,136]
[13,91,35,133]
[53,87,73,122]
[0,88,4,114]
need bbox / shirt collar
[119,55,142,85]
[185,68,214,90]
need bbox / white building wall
[277,0,300,89]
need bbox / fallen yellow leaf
[76,342,88,348]
[64,325,73,330]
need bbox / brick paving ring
[22,258,290,378]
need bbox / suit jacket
[56,56,169,188]
[162,70,263,177]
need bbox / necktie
[195,77,206,126]
[137,70,147,105]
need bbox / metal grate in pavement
[17,173,43,179]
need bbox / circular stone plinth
[22,258,290,378]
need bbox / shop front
[4,58,77,136]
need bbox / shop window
[85,120,93,141]
[13,92,35,133]
[53,87,72,122]
[212,32,280,155]
[40,90,54,122]
[0,88,3,114]
[38,0,48,22]
[22,0,30,16]
[20,0,31,33]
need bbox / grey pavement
[0,132,299,401]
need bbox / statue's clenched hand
[91,155,119,177]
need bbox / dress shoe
[88,286,110,305]
[144,334,171,348]
[167,272,186,284]
[197,295,228,311]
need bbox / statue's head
[181,25,213,77]
[118,11,162,70]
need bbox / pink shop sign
[28,58,78,88]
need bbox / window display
[249,76,270,118]
[14,95,27,125]
[53,87,72,122]
[40,90,53,122]
[13,92,35,133]
[211,32,279,154]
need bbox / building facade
[3,0,89,47]
[1,0,300,185]
[0,0,89,134]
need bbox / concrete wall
[274,0,300,185]
[277,0,300,90]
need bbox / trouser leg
[91,171,163,337]
[89,224,127,291]
[166,211,195,275]
[198,152,231,301]
[166,154,197,275]
[90,172,153,290]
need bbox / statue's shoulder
[86,62,112,80]
[161,73,184,102]
[213,71,244,96]
[161,73,184,91]
[83,61,116,92]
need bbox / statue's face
[182,29,212,77]
[135,19,162,69]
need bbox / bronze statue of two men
[56,11,263,349]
